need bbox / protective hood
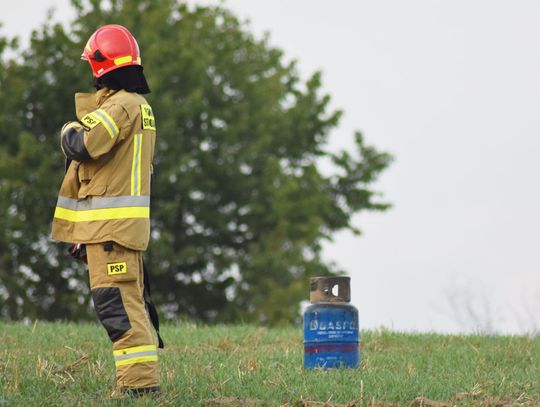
[94,65,151,94]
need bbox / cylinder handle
[309,276,351,303]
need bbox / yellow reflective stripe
[113,344,158,367]
[115,355,158,367]
[93,109,119,139]
[54,206,149,222]
[57,195,150,211]
[114,55,133,66]
[131,134,142,196]
[130,138,135,195]
[113,345,157,357]
[136,136,142,196]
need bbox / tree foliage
[0,0,392,324]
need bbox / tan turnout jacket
[51,88,156,250]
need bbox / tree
[0,0,392,324]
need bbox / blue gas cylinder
[303,276,360,369]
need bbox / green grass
[0,322,539,406]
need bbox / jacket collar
[74,88,119,120]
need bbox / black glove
[68,243,87,264]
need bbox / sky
[3,0,540,334]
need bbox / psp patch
[140,104,156,131]
[107,262,128,275]
[81,112,101,130]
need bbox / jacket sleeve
[79,104,130,159]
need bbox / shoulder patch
[81,108,119,139]
[140,104,156,131]
[81,112,101,130]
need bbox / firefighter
[51,24,162,396]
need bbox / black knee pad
[91,287,131,341]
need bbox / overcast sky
[3,0,540,334]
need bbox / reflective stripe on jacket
[51,88,156,250]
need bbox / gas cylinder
[303,276,360,369]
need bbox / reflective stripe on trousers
[113,345,158,367]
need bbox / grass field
[1,322,539,406]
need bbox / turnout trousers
[86,242,160,391]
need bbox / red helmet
[82,24,142,78]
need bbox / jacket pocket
[77,162,95,183]
[78,183,107,200]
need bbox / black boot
[122,386,161,398]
